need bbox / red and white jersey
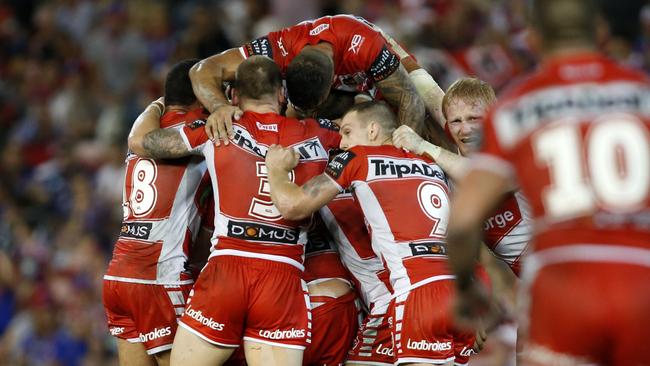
[483,191,532,276]
[476,52,650,256]
[319,193,393,312]
[239,15,400,95]
[105,108,209,285]
[303,211,352,286]
[325,145,454,297]
[180,111,341,270]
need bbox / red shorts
[304,291,360,366]
[525,261,650,366]
[390,280,475,365]
[347,303,394,365]
[179,256,311,349]
[103,280,192,355]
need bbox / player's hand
[206,104,242,146]
[393,125,426,154]
[453,281,495,330]
[265,144,300,172]
[473,326,488,353]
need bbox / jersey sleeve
[336,16,401,82]
[324,148,363,192]
[317,118,342,150]
[239,34,275,59]
[179,119,210,152]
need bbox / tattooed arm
[265,145,340,221]
[128,100,194,159]
[376,65,426,135]
[140,129,193,159]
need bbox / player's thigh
[243,339,303,366]
[116,338,156,366]
[170,326,236,366]
[153,350,170,366]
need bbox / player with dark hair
[446,0,650,365]
[103,58,210,366]
[129,55,341,366]
[265,101,478,366]
[189,15,425,144]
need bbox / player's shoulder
[161,108,208,129]
[303,117,339,132]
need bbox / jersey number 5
[249,162,295,221]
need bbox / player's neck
[542,43,597,61]
[239,100,281,115]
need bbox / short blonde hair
[442,78,497,120]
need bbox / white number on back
[533,114,649,218]
[129,159,158,217]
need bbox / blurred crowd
[0,0,646,365]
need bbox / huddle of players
[102,2,650,366]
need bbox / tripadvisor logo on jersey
[227,220,299,244]
[258,328,306,340]
[367,157,445,181]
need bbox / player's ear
[278,87,286,105]
[367,121,379,141]
[231,88,240,106]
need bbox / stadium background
[0,0,646,365]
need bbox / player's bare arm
[393,125,470,181]
[265,145,340,221]
[128,97,165,155]
[141,129,192,159]
[189,48,244,143]
[379,31,446,126]
[447,168,510,325]
[375,65,426,134]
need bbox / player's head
[529,0,599,52]
[164,58,200,107]
[442,77,496,156]
[339,101,397,150]
[286,48,335,114]
[234,55,283,106]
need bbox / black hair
[286,48,334,111]
[164,58,200,107]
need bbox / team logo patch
[325,151,356,179]
[409,242,447,257]
[120,222,153,240]
[227,220,299,244]
[188,119,206,130]
[317,118,339,131]
[369,46,400,82]
[245,37,273,58]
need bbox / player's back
[105,108,209,285]
[483,52,650,255]
[330,144,453,296]
[181,111,340,270]
[320,194,393,311]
